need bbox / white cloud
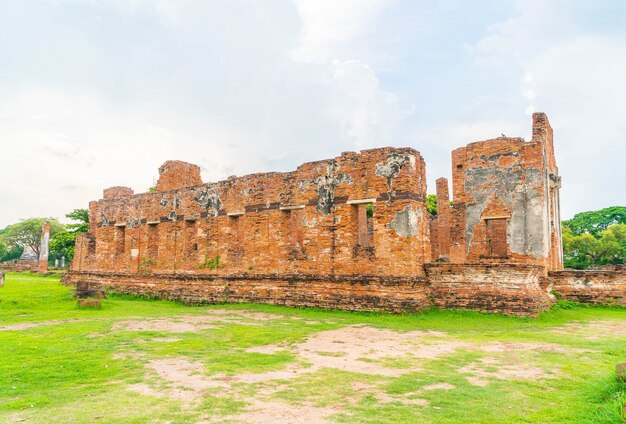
[328,59,408,148]
[291,0,389,63]
[51,0,181,24]
[0,86,274,226]
[469,1,626,217]
[3,0,624,227]
[288,0,408,149]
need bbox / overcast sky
[1,0,625,228]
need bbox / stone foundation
[549,270,626,306]
[63,262,561,317]
[425,263,554,317]
[62,113,625,317]
[63,271,431,313]
[0,261,37,272]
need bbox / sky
[0,0,625,228]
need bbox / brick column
[436,178,451,260]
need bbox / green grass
[0,272,625,423]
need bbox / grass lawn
[0,272,625,423]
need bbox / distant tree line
[562,206,626,269]
[0,209,88,265]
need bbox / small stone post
[38,221,51,273]
[61,256,65,268]
[0,270,5,287]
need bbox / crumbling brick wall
[425,263,554,317]
[433,113,563,272]
[64,271,432,312]
[72,148,430,278]
[65,113,605,317]
[549,270,626,306]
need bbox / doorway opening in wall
[227,214,244,261]
[356,203,374,247]
[147,223,158,261]
[485,218,508,258]
[281,207,306,260]
[352,201,375,258]
[115,226,125,255]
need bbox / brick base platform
[550,270,626,306]
[62,262,568,317]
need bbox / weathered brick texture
[72,147,430,278]
[63,271,431,312]
[61,113,624,316]
[434,113,563,272]
[425,263,554,317]
[549,270,626,306]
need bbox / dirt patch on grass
[113,318,220,332]
[128,357,225,403]
[243,326,467,377]
[552,320,626,340]
[204,309,285,321]
[246,344,290,354]
[221,400,342,424]
[458,357,556,387]
[478,342,572,353]
[128,325,572,411]
[113,309,286,333]
[422,382,455,391]
[0,318,90,331]
[290,326,467,376]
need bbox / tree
[426,194,438,216]
[596,224,626,265]
[0,227,24,262]
[563,223,626,269]
[65,208,89,233]
[562,206,626,236]
[570,233,603,268]
[3,218,64,258]
[0,239,7,259]
[49,209,89,261]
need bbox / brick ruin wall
[65,271,432,312]
[62,113,625,316]
[0,261,38,272]
[431,113,563,272]
[549,269,626,306]
[426,264,554,316]
[72,147,430,277]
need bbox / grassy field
[0,272,625,423]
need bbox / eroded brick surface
[550,269,626,306]
[432,113,563,272]
[72,147,429,278]
[62,113,624,316]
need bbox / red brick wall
[63,263,557,317]
[73,148,430,278]
[550,270,626,306]
[0,261,37,272]
[426,263,554,317]
[156,160,203,192]
[445,113,562,272]
[63,271,431,312]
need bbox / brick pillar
[357,204,369,247]
[38,221,50,273]
[436,178,451,260]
